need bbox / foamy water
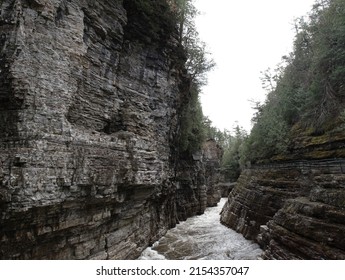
[139,198,263,260]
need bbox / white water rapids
[139,198,263,260]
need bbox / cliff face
[221,131,345,259]
[174,139,223,220]
[202,139,223,206]
[0,0,209,259]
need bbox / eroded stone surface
[202,139,223,207]
[221,160,345,259]
[0,0,216,259]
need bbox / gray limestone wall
[0,0,211,259]
[220,161,345,259]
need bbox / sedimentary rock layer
[0,0,211,259]
[202,139,223,207]
[221,159,345,259]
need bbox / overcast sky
[194,0,316,132]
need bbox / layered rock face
[202,139,222,206]
[174,159,207,221]
[261,159,345,259]
[174,140,223,220]
[0,0,207,259]
[221,132,345,259]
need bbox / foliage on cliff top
[170,0,215,158]
[241,0,345,164]
[202,120,248,181]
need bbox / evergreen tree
[173,0,215,85]
[171,0,215,157]
[241,0,345,164]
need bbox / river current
[139,198,263,260]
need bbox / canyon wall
[174,139,223,220]
[202,139,223,206]
[221,129,345,259]
[0,0,214,259]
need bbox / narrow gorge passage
[139,198,263,260]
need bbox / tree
[302,0,345,131]
[219,125,247,181]
[240,0,345,164]
[173,0,215,85]
[178,84,206,157]
[171,0,215,158]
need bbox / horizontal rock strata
[0,0,214,259]
[221,159,345,259]
[202,139,223,207]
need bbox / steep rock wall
[0,0,206,259]
[174,140,223,220]
[202,139,223,206]
[221,132,345,259]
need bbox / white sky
[194,0,316,132]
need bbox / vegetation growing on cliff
[178,84,205,156]
[171,0,215,157]
[203,120,247,181]
[240,0,345,164]
[173,0,215,86]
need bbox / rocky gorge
[1,0,344,261]
[0,0,222,259]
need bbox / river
[139,198,263,260]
